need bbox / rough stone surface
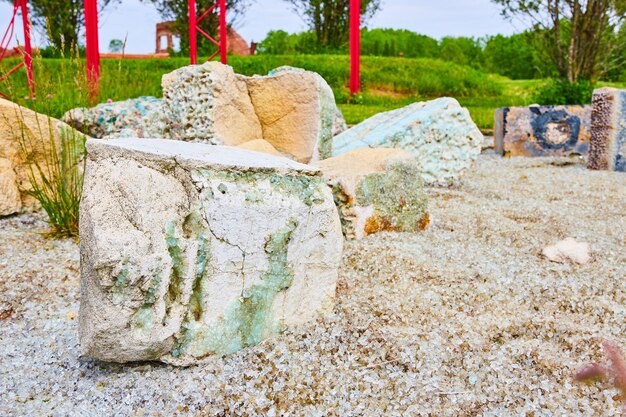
[588,88,626,172]
[0,99,78,216]
[495,105,591,157]
[317,148,429,240]
[79,138,343,365]
[543,238,592,265]
[161,62,263,145]
[236,139,283,157]
[332,98,483,184]
[242,66,337,163]
[63,96,167,139]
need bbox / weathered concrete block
[332,98,483,184]
[79,138,343,365]
[317,148,429,240]
[242,66,336,163]
[63,96,167,139]
[162,62,263,145]
[494,105,591,157]
[588,88,626,172]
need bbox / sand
[1,155,625,416]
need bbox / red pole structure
[349,0,361,96]
[19,0,34,96]
[188,0,197,64]
[219,0,227,64]
[84,0,100,101]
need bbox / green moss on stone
[356,160,429,232]
[165,222,185,303]
[173,219,298,358]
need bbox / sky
[0,0,520,54]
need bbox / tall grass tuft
[15,108,85,238]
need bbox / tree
[1,0,119,53]
[284,0,382,49]
[483,32,546,79]
[492,0,626,82]
[143,0,251,55]
[108,39,123,53]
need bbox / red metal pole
[19,0,34,96]
[349,0,360,95]
[84,0,100,100]
[189,0,197,64]
[219,0,227,64]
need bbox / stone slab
[588,88,626,172]
[79,138,343,365]
[332,98,483,184]
[494,105,591,157]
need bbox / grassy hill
[0,55,589,133]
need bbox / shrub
[533,79,595,105]
[17,114,86,238]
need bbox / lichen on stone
[356,161,429,233]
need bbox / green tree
[108,39,124,53]
[439,37,484,69]
[361,28,438,58]
[143,0,251,55]
[483,32,544,79]
[492,0,626,82]
[284,0,382,49]
[1,0,119,53]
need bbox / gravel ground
[1,155,625,416]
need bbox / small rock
[317,148,429,240]
[542,238,591,264]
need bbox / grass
[2,54,624,132]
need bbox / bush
[534,79,595,105]
[17,116,86,238]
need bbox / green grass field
[1,55,620,133]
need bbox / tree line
[4,0,626,84]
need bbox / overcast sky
[1,0,520,54]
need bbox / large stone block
[588,88,626,172]
[242,66,336,163]
[317,148,429,240]
[332,98,483,184]
[63,96,167,139]
[494,105,591,157]
[79,138,343,365]
[161,62,263,145]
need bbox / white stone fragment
[542,238,591,265]
[79,138,343,365]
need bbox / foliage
[483,32,545,79]
[256,30,320,54]
[108,39,124,53]
[492,0,626,82]
[284,0,382,49]
[533,78,595,104]
[360,28,439,58]
[142,0,251,56]
[17,118,85,238]
[438,37,484,69]
[0,0,119,53]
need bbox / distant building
[156,21,255,56]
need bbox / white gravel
[1,155,625,416]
